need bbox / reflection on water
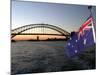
[11,41,95,75]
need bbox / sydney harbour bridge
[11,23,70,41]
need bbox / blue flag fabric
[66,17,95,58]
[66,32,80,57]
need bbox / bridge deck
[11,33,70,36]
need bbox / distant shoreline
[11,40,68,42]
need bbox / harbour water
[11,41,95,74]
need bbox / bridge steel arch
[11,23,70,38]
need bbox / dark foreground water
[11,41,95,75]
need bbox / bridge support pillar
[37,36,39,41]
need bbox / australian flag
[66,16,96,58]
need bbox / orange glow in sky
[12,35,66,41]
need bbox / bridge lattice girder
[11,24,70,38]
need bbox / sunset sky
[11,0,96,40]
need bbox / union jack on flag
[78,17,93,39]
[66,16,95,58]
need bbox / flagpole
[88,6,96,43]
